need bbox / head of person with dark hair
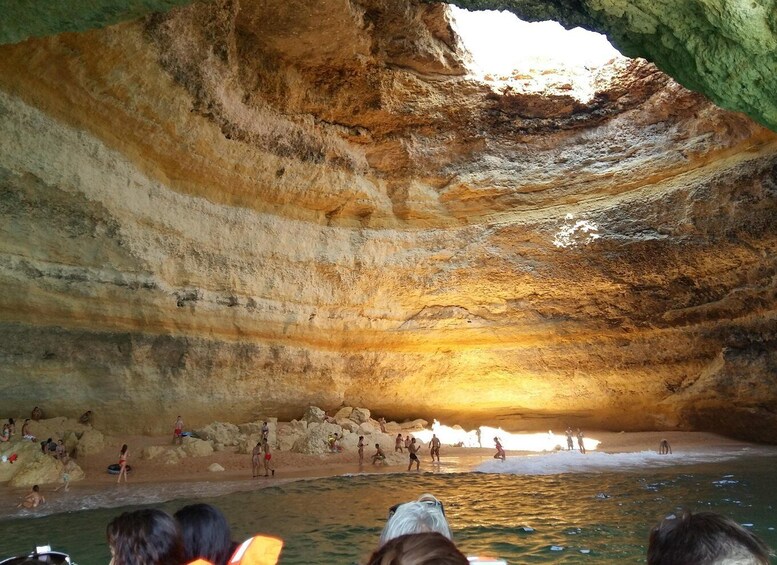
[367,532,468,565]
[175,503,235,565]
[107,508,184,565]
[647,510,772,565]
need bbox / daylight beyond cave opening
[449,5,626,102]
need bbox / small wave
[473,448,761,475]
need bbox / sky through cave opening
[448,5,627,102]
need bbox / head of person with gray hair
[379,494,452,547]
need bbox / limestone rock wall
[0,0,776,441]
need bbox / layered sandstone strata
[0,0,775,441]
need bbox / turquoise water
[1,454,776,564]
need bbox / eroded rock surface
[0,1,775,441]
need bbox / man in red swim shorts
[262,438,275,477]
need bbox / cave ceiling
[0,0,775,441]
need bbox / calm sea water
[1,452,776,564]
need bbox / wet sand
[1,430,769,518]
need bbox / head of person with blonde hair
[379,494,452,547]
[368,532,467,565]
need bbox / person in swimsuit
[372,443,386,465]
[494,437,505,461]
[0,424,10,442]
[173,416,184,445]
[18,485,45,508]
[251,441,262,478]
[659,439,672,454]
[55,460,74,492]
[576,429,586,454]
[565,427,574,451]
[395,433,404,453]
[117,444,129,484]
[358,435,365,464]
[21,419,35,441]
[407,438,421,471]
[261,421,269,441]
[31,406,43,421]
[404,435,412,450]
[262,438,274,477]
[430,434,441,463]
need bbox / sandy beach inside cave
[2,429,772,518]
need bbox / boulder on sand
[334,407,353,420]
[0,440,43,483]
[195,422,241,446]
[181,437,214,457]
[15,456,60,487]
[291,422,345,455]
[349,407,371,424]
[27,418,89,443]
[208,463,225,472]
[76,429,104,457]
[141,445,167,460]
[302,406,326,424]
[400,419,428,431]
[336,419,359,433]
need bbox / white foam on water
[474,448,765,475]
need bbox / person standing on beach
[407,438,421,471]
[261,421,269,441]
[430,434,441,463]
[173,416,184,445]
[117,444,129,484]
[494,437,505,461]
[395,433,404,453]
[658,439,672,454]
[565,427,574,451]
[358,435,365,464]
[404,435,412,450]
[251,441,262,478]
[576,429,586,454]
[262,438,275,477]
[54,460,74,492]
[378,417,387,433]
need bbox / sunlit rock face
[0,0,776,441]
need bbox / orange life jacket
[228,535,284,565]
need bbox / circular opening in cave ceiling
[449,5,627,102]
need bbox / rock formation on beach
[0,0,776,442]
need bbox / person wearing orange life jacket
[186,535,283,565]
